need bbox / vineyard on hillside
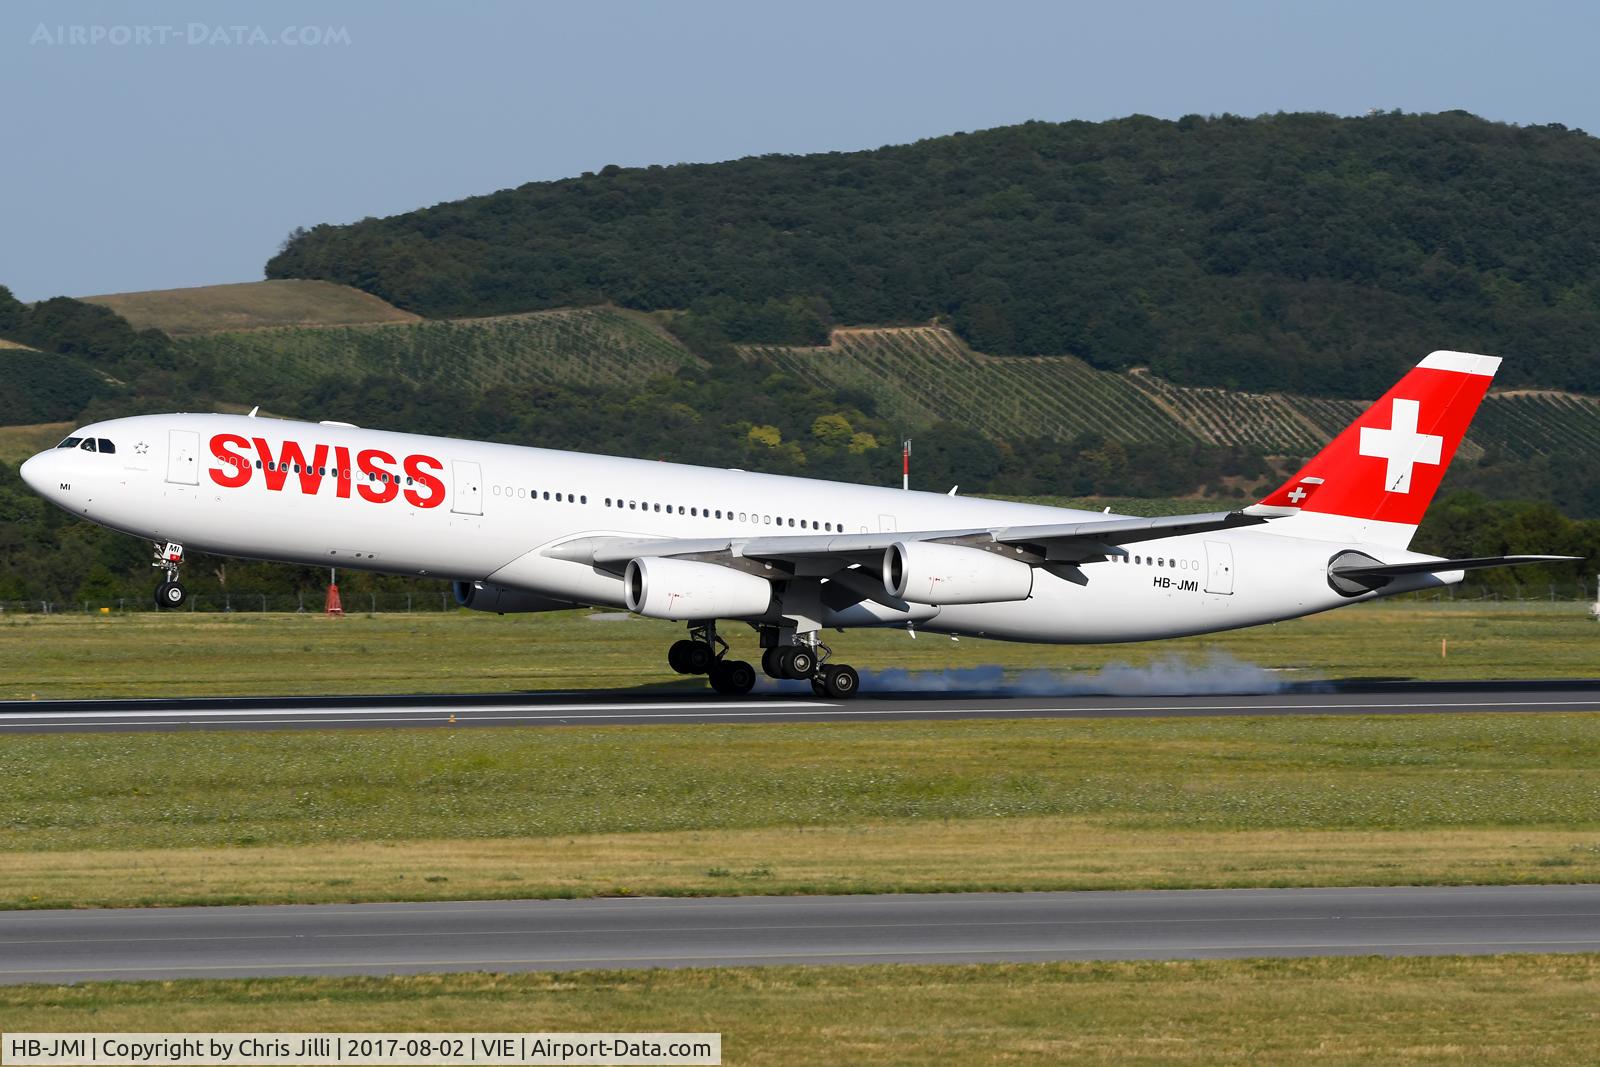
[749,327,1191,443]
[176,307,700,394]
[169,311,1600,465]
[748,326,1600,462]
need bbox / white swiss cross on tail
[1247,350,1501,546]
[1358,398,1443,493]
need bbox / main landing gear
[761,633,860,699]
[153,541,187,610]
[667,622,757,696]
[665,623,860,697]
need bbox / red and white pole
[902,440,911,491]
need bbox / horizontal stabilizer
[1331,554,1582,578]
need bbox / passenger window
[629,501,637,510]
[581,495,587,504]
[98,439,116,454]
[654,503,661,512]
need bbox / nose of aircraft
[19,450,52,496]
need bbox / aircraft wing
[544,509,1268,575]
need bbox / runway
[2,885,1597,984]
[1,679,1599,733]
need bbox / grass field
[2,600,1593,700]
[4,602,1598,909]
[4,694,1600,906]
[80,280,420,335]
[5,956,1599,1065]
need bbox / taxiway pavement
[3,885,1597,984]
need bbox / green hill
[177,306,697,393]
[267,111,1600,398]
[81,280,419,336]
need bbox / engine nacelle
[883,540,1034,605]
[624,557,774,621]
[453,580,575,614]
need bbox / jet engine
[453,580,576,614]
[883,540,1033,605]
[624,557,774,621]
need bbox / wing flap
[542,510,1268,571]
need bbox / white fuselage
[20,413,1452,642]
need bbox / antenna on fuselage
[247,406,259,417]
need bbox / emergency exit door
[451,460,483,515]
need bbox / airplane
[18,350,1579,698]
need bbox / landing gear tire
[811,675,828,697]
[155,581,187,611]
[708,659,756,696]
[761,648,782,679]
[669,638,714,674]
[820,664,859,699]
[776,646,815,680]
[684,642,713,674]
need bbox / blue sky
[1,0,1593,301]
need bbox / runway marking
[7,938,1600,976]
[4,696,1600,731]
[0,700,826,721]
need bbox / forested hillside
[269,111,1600,397]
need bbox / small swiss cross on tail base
[1247,476,1325,517]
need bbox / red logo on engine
[207,434,446,508]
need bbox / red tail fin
[1250,351,1499,541]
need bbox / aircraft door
[166,429,200,485]
[451,460,483,515]
[1204,540,1234,595]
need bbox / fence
[0,590,465,615]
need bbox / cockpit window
[56,437,82,449]
[97,438,116,454]
[79,438,97,452]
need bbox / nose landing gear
[152,541,187,610]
